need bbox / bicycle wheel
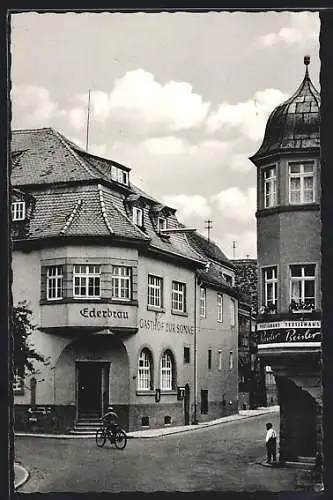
[96,427,107,447]
[114,429,127,450]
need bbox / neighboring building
[186,232,239,420]
[232,259,268,409]
[250,56,321,463]
[11,127,239,433]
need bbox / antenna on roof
[86,88,91,152]
[205,219,212,242]
[232,240,237,259]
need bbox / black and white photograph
[9,9,324,493]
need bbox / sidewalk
[15,406,279,439]
[128,406,280,438]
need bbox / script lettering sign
[259,328,321,344]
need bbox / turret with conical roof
[250,56,320,164]
[251,55,322,467]
[251,53,321,315]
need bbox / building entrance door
[77,362,109,419]
[184,384,190,425]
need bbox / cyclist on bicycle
[101,406,119,434]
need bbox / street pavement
[13,409,316,493]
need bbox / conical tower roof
[250,55,320,163]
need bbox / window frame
[132,206,143,227]
[160,351,174,391]
[147,274,163,309]
[200,287,206,318]
[172,281,186,313]
[290,263,316,308]
[288,161,315,205]
[157,217,167,232]
[137,349,153,391]
[218,350,223,371]
[263,166,277,208]
[46,265,64,301]
[208,349,212,370]
[111,265,132,301]
[230,298,236,327]
[217,293,223,322]
[263,266,278,309]
[111,165,129,186]
[12,201,26,221]
[184,346,190,364]
[73,264,101,299]
[229,351,234,371]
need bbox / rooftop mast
[85,89,91,152]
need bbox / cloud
[11,84,66,127]
[161,194,212,219]
[211,187,256,223]
[72,69,211,135]
[142,136,187,155]
[257,11,319,48]
[206,88,289,141]
[89,143,107,157]
[68,107,86,130]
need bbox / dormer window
[132,206,143,227]
[111,165,129,186]
[12,201,26,221]
[158,217,167,232]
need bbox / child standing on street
[265,422,277,464]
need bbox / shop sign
[80,307,129,319]
[259,327,321,344]
[139,318,194,334]
[257,320,320,331]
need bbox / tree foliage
[12,300,47,376]
[233,261,258,313]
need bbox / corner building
[250,57,322,463]
[11,128,239,433]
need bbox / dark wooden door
[78,363,102,418]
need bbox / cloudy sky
[10,10,320,259]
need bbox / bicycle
[95,423,127,450]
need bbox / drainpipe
[193,271,198,424]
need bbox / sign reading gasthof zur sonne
[139,318,194,334]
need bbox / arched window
[137,349,153,390]
[160,351,175,391]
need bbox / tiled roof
[11,128,101,185]
[197,261,237,297]
[23,185,149,240]
[186,230,234,269]
[9,128,211,265]
[250,60,320,162]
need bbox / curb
[14,462,30,490]
[257,458,313,471]
[15,407,279,440]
